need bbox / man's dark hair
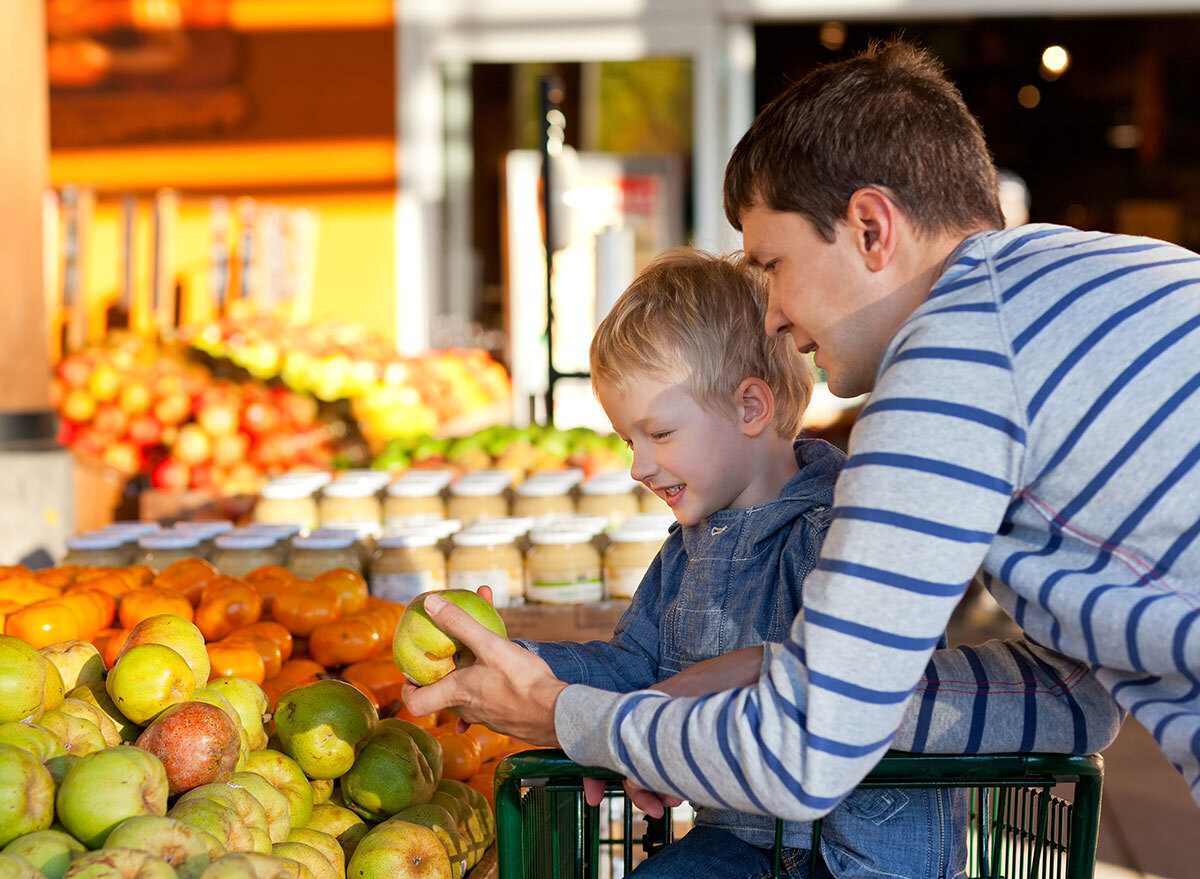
[724,40,1004,240]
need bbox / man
[406,41,1200,819]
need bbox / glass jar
[448,531,524,608]
[214,533,281,577]
[384,479,446,529]
[604,522,669,599]
[62,533,133,567]
[404,468,455,492]
[173,520,234,558]
[288,534,362,579]
[577,473,641,528]
[371,533,447,603]
[319,481,382,531]
[525,528,603,604]
[446,476,510,525]
[137,532,205,571]
[256,481,320,532]
[512,477,576,519]
[335,470,393,493]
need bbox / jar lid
[174,520,234,537]
[452,530,516,548]
[322,481,380,499]
[66,533,128,551]
[516,477,572,497]
[96,521,160,537]
[138,532,202,550]
[215,533,278,550]
[399,468,455,490]
[453,469,512,489]
[292,534,356,550]
[465,515,532,536]
[240,522,302,538]
[386,480,443,498]
[273,471,333,489]
[377,532,441,549]
[532,513,608,536]
[450,479,507,497]
[529,528,595,546]
[580,473,639,495]
[260,481,317,500]
[314,522,379,539]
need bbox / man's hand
[400,593,567,746]
[652,645,764,696]
[581,777,684,819]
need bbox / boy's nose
[629,446,656,484]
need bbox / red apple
[135,701,241,797]
[241,401,281,438]
[173,425,213,466]
[189,463,216,491]
[128,415,164,448]
[93,405,128,438]
[154,394,192,427]
[152,458,190,491]
[57,354,93,390]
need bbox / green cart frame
[494,749,1104,879]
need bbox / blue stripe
[1002,643,1040,752]
[831,506,994,544]
[924,301,998,316]
[1000,242,1173,304]
[1110,439,1200,548]
[816,558,970,598]
[646,699,688,800]
[861,397,1026,443]
[808,670,913,704]
[910,659,939,752]
[612,693,661,789]
[1153,706,1200,745]
[806,608,944,651]
[783,636,806,669]
[1111,673,1161,704]
[1079,578,1124,665]
[679,694,735,810]
[892,346,1011,369]
[1034,312,1200,484]
[1026,649,1088,753]
[843,452,1013,495]
[1034,549,1105,652]
[994,226,1077,261]
[740,698,848,811]
[1125,594,1170,673]
[1059,371,1200,523]
[927,274,988,299]
[999,530,1062,597]
[1026,279,1200,420]
[958,645,990,753]
[715,695,771,814]
[1172,610,1200,683]
[1013,257,1199,354]
[1155,512,1200,578]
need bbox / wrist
[532,678,568,747]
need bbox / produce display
[0,561,524,879]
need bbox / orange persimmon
[224,630,283,679]
[341,657,407,694]
[98,627,131,668]
[5,598,84,648]
[67,571,133,599]
[118,587,194,629]
[195,579,263,641]
[308,617,381,668]
[61,587,117,635]
[153,557,219,606]
[206,640,266,684]
[312,568,368,615]
[435,731,483,781]
[243,565,295,616]
[0,578,62,607]
[275,657,326,685]
[463,724,511,763]
[0,565,32,580]
[271,582,341,637]
[230,621,294,662]
[33,567,81,590]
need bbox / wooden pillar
[0,0,51,414]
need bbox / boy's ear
[846,188,900,272]
[736,377,774,438]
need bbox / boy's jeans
[627,826,831,879]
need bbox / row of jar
[61,511,676,608]
[253,466,666,535]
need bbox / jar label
[371,571,444,603]
[526,579,604,604]
[604,565,649,599]
[448,569,515,607]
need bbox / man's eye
[764,260,778,273]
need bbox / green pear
[341,728,435,820]
[0,744,56,846]
[392,591,507,687]
[61,847,177,879]
[104,816,212,879]
[272,681,377,780]
[346,821,451,879]
[3,829,85,879]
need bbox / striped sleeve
[556,277,1035,818]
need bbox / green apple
[272,681,377,780]
[68,682,142,743]
[0,852,49,879]
[0,635,46,723]
[58,698,122,747]
[392,590,507,687]
[166,801,252,854]
[267,845,333,879]
[35,710,106,756]
[3,828,86,879]
[44,753,79,787]
[61,848,177,879]
[0,743,55,846]
[56,747,169,848]
[119,616,210,691]
[106,645,195,725]
[391,805,470,879]
[42,658,65,711]
[176,785,269,838]
[241,751,313,829]
[280,832,339,878]
[307,780,332,806]
[346,820,451,879]
[197,853,289,879]
[40,641,105,692]
[302,806,365,861]
[103,817,211,879]
[341,728,435,821]
[228,773,290,844]
[205,679,269,752]
[0,721,65,762]
[377,719,442,783]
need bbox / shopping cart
[494,749,1103,879]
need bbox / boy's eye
[651,431,673,441]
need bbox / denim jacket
[520,439,967,878]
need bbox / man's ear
[846,188,900,272]
[736,377,774,438]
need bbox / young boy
[516,248,966,879]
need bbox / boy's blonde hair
[590,248,814,437]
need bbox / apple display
[56,747,169,848]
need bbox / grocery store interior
[3,1,1200,877]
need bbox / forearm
[651,646,764,696]
[894,638,1124,754]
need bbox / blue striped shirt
[557,224,1198,819]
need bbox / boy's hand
[400,592,567,746]
[582,777,684,819]
[652,645,764,696]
